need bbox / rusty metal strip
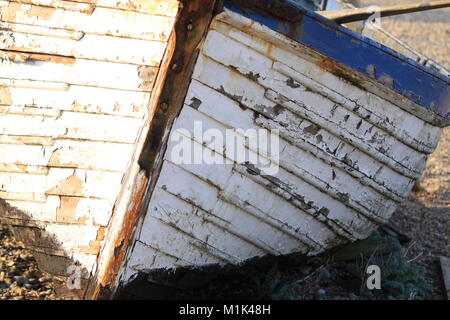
[84,0,221,300]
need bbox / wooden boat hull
[0,0,448,299]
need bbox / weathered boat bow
[0,0,448,299]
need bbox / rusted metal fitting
[160,102,169,112]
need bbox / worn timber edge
[84,0,223,300]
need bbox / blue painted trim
[223,0,450,120]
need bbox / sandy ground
[0,0,448,300]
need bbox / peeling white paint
[120,10,445,286]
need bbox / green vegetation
[344,250,431,300]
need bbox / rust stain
[316,57,366,91]
[97,173,148,295]
[266,43,274,57]
[96,226,106,241]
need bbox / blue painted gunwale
[223,0,450,122]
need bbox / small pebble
[13,276,28,286]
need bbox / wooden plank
[48,140,134,172]
[0,171,48,193]
[0,58,157,92]
[0,144,54,167]
[0,84,150,118]
[0,78,69,91]
[0,135,54,146]
[0,1,175,41]
[0,190,46,202]
[264,88,426,178]
[440,256,450,300]
[12,0,96,14]
[0,163,49,174]
[0,29,167,65]
[0,112,142,143]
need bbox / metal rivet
[187,23,193,31]
[160,102,169,112]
